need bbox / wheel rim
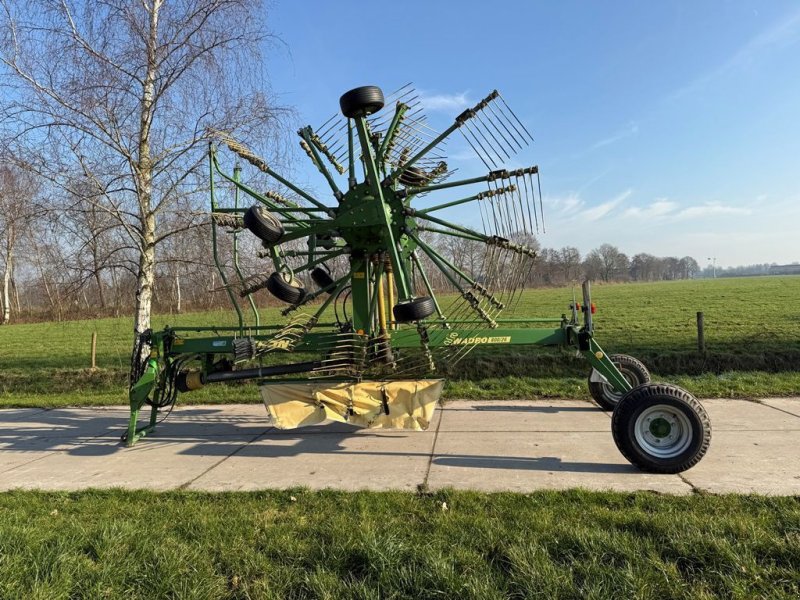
[634,404,693,459]
[601,368,638,403]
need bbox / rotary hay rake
[127,84,711,473]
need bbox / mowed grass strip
[0,489,798,599]
[2,276,800,407]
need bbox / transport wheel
[311,266,335,292]
[393,296,436,323]
[612,383,711,474]
[266,272,305,304]
[243,204,284,244]
[339,86,385,118]
[588,354,650,410]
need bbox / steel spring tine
[534,171,545,233]
[478,192,489,235]
[485,101,524,152]
[498,92,535,143]
[487,182,502,235]
[501,179,520,236]
[463,118,501,168]
[489,181,507,238]
[397,119,439,144]
[461,120,497,168]
[491,100,529,150]
[475,110,512,161]
[496,180,512,238]
[521,171,538,233]
[512,177,527,235]
[515,174,530,234]
[509,175,525,234]
[317,114,343,140]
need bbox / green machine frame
[126,84,711,474]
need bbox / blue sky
[264,1,800,267]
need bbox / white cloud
[674,203,751,220]
[591,121,639,150]
[623,199,677,219]
[582,189,632,222]
[667,8,800,102]
[621,199,750,222]
[419,91,472,113]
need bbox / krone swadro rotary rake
[127,84,711,473]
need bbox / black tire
[340,86,385,118]
[311,267,335,292]
[398,166,430,188]
[589,354,651,410]
[612,383,711,474]
[243,205,284,244]
[393,296,436,323]
[266,272,305,304]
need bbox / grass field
[2,276,800,408]
[0,489,798,599]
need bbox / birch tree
[0,0,287,343]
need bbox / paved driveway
[1,398,798,494]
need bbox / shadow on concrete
[1,407,629,475]
[465,404,602,414]
[431,455,634,473]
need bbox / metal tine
[474,110,512,161]
[537,170,545,233]
[505,176,525,235]
[501,178,522,236]
[515,174,531,234]
[497,92,535,144]
[490,184,506,237]
[495,179,513,238]
[489,180,508,237]
[458,126,492,169]
[461,120,498,168]
[463,118,501,168]
[522,175,539,233]
[369,100,420,133]
[481,102,521,157]
[485,101,524,152]
[317,114,343,141]
[367,85,417,127]
[509,174,526,235]
[396,117,440,145]
[507,176,526,235]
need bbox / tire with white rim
[611,383,711,474]
[588,354,650,410]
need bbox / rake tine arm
[299,127,343,199]
[377,102,409,165]
[210,138,332,215]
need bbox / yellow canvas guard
[259,379,444,430]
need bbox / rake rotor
[207,84,545,379]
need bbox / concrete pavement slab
[757,398,800,419]
[437,399,611,432]
[0,407,128,475]
[682,430,800,494]
[680,399,800,494]
[0,408,48,422]
[1,398,798,494]
[186,428,437,491]
[700,398,800,431]
[426,431,691,494]
[0,427,270,491]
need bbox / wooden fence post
[91,332,97,370]
[696,312,705,355]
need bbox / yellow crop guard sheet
[259,379,444,430]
